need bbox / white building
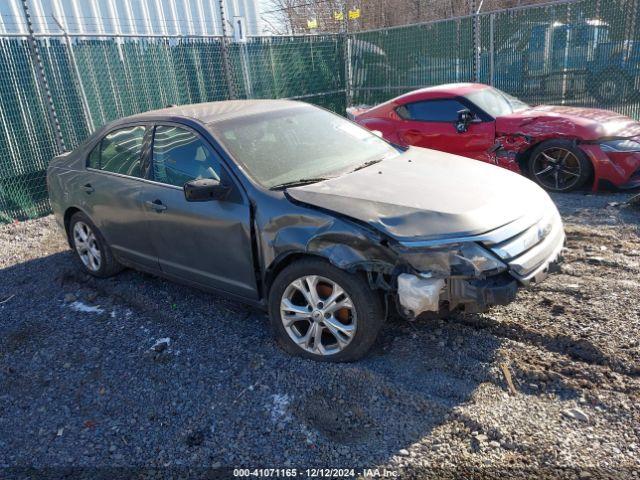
[0,0,262,36]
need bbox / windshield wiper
[350,158,383,173]
[269,177,330,190]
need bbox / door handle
[145,199,167,212]
[81,183,94,194]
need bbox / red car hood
[496,105,640,141]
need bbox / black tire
[528,140,593,192]
[268,257,384,362]
[590,72,633,105]
[68,211,122,278]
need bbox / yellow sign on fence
[348,8,360,20]
[334,11,344,21]
[307,19,318,29]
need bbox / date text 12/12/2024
[233,468,399,477]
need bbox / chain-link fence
[0,32,345,221]
[2,0,640,221]
[350,0,640,115]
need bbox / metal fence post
[472,0,485,83]
[473,13,481,82]
[345,33,353,107]
[218,0,237,100]
[489,13,495,86]
[343,4,353,108]
[52,15,95,132]
[19,0,65,152]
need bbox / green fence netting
[1,0,639,221]
[350,0,640,116]
[477,0,640,117]
[349,16,475,105]
[0,33,345,221]
[0,37,62,221]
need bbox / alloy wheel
[280,275,357,356]
[73,221,102,272]
[532,147,582,191]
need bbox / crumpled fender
[493,118,585,174]
[269,216,396,270]
[258,203,400,293]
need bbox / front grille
[486,210,565,283]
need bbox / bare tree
[261,0,554,34]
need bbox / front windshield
[464,87,530,117]
[209,105,399,189]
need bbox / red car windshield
[465,87,530,117]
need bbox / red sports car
[348,83,640,192]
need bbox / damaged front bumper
[395,203,565,318]
[396,272,518,317]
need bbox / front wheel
[528,140,592,192]
[268,258,384,362]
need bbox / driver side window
[398,100,468,122]
[152,126,223,188]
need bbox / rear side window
[399,100,467,122]
[88,125,146,177]
[151,125,224,188]
[87,144,100,169]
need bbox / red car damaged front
[495,104,640,191]
[349,83,640,192]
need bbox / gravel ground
[0,192,638,479]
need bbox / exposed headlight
[456,243,507,275]
[599,139,640,152]
[399,242,507,277]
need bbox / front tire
[68,212,122,278]
[268,258,384,362]
[528,140,592,192]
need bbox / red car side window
[401,100,467,123]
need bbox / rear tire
[68,211,122,278]
[528,140,592,192]
[268,258,384,362]
[590,72,633,105]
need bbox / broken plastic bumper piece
[447,274,518,313]
[397,274,445,317]
[397,272,518,317]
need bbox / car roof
[114,99,306,126]
[395,82,490,101]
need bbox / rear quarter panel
[46,144,95,233]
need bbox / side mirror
[456,108,474,133]
[184,178,230,202]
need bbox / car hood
[497,105,640,140]
[286,147,552,243]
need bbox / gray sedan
[47,100,564,362]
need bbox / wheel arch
[264,251,323,296]
[63,206,89,247]
[522,138,595,190]
[264,248,394,299]
[265,250,378,296]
